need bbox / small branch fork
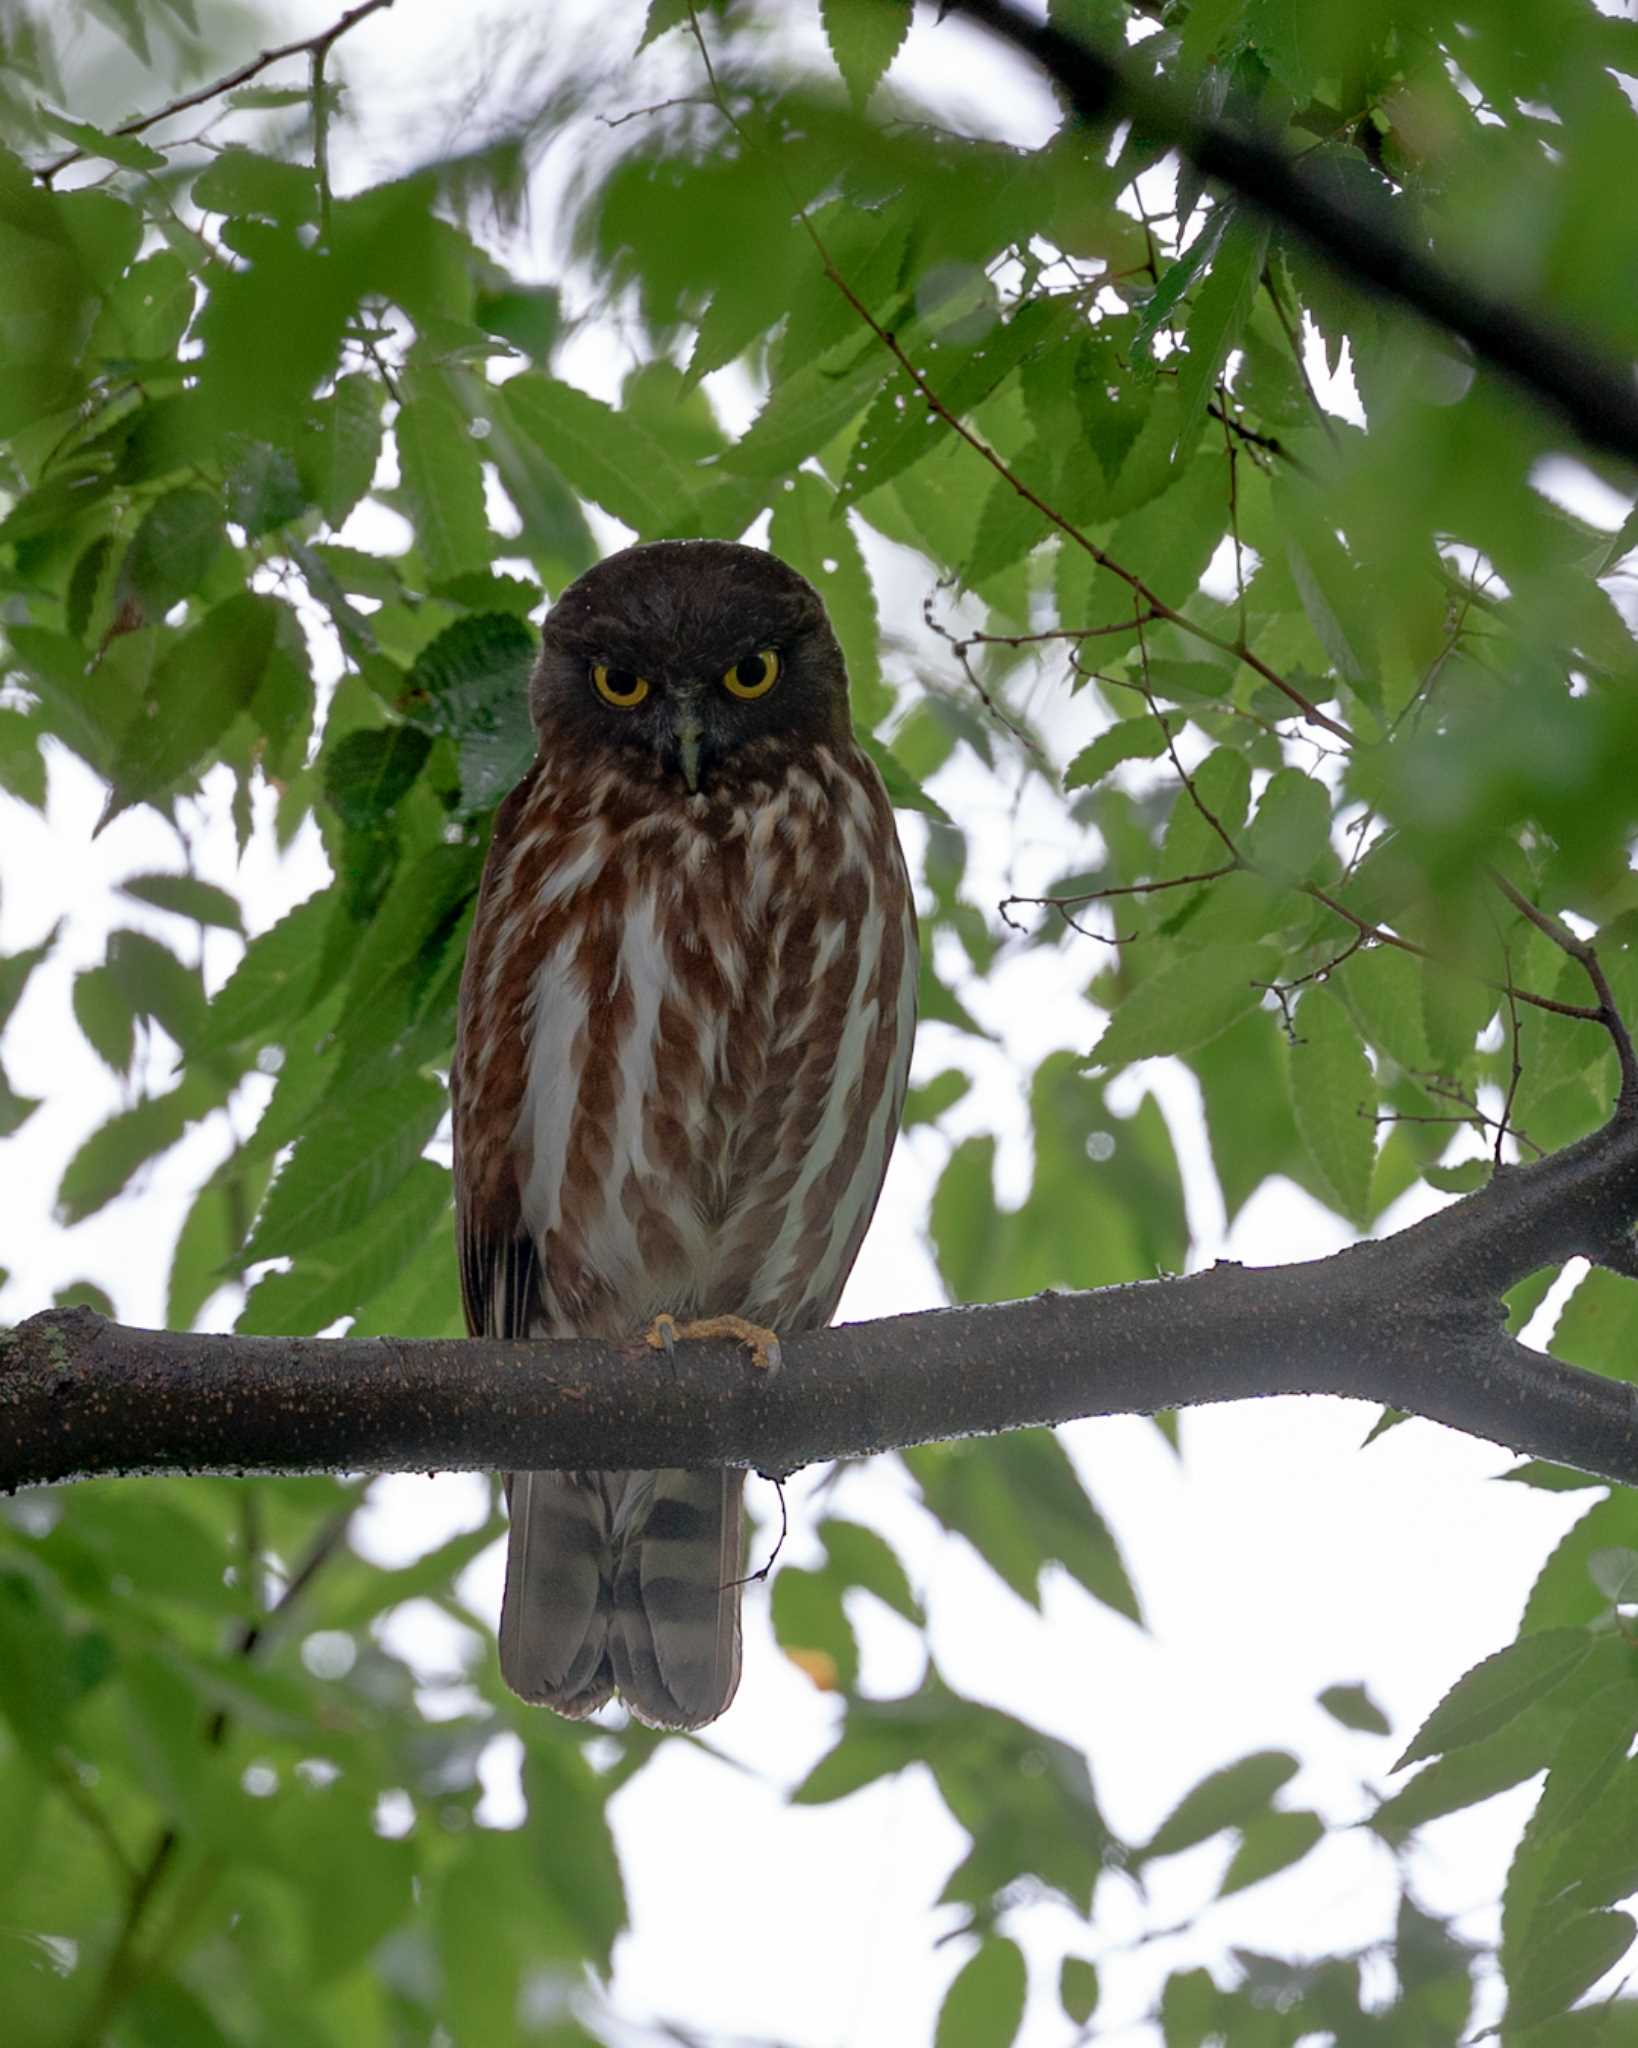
[34,0,396,184]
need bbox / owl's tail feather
[498,1467,744,1730]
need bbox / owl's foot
[645,1312,783,1375]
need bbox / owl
[451,539,918,1729]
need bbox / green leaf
[820,0,913,105]
[72,964,135,1074]
[1064,717,1167,791]
[821,1519,922,1622]
[768,471,886,723]
[237,1161,453,1334]
[395,369,491,581]
[102,592,279,824]
[902,1069,971,1129]
[296,373,384,529]
[1176,217,1269,428]
[192,887,338,1054]
[246,1074,447,1259]
[1287,986,1376,1228]
[1218,1808,1323,1895]
[1246,768,1334,884]
[1339,943,1432,1071]
[1551,1269,1638,1386]
[114,488,224,618]
[1526,1494,1638,1635]
[1505,1911,1635,2034]
[1533,1670,1638,1841]
[117,872,244,932]
[36,110,165,172]
[1058,1957,1098,2027]
[935,1937,1027,2048]
[1090,943,1279,1068]
[321,725,433,831]
[772,1566,859,1694]
[192,146,318,224]
[503,371,697,537]
[1143,1752,1299,1860]
[1318,1683,1391,1736]
[1395,1630,1596,1770]
[522,1737,628,1966]
[56,1075,224,1224]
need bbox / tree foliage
[3,0,1638,2042]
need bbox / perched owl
[451,540,918,1729]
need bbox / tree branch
[944,0,1638,471]
[6,1097,1638,1491]
[34,0,396,184]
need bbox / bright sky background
[4,2,1633,2041]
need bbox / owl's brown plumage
[451,540,917,1728]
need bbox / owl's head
[529,540,852,796]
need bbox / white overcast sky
[4,2,1634,2041]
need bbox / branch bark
[6,1097,1638,1493]
[945,0,1638,472]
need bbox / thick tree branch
[945,0,1638,471]
[6,1098,1638,1491]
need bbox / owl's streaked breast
[456,742,915,1342]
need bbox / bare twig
[35,0,395,184]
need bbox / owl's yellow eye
[592,664,650,708]
[722,647,780,701]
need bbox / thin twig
[1487,870,1638,1106]
[35,0,395,183]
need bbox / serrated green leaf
[322,725,432,830]
[114,488,224,618]
[1176,217,1269,428]
[1288,986,1375,1227]
[396,371,490,581]
[1533,1671,1638,1842]
[1340,943,1432,1070]
[296,373,383,530]
[820,0,913,105]
[247,1074,447,1259]
[193,888,339,1054]
[503,372,696,537]
[102,592,278,823]
[1246,768,1333,884]
[768,471,886,723]
[1396,1629,1596,1770]
[1065,718,1167,791]
[193,147,318,224]
[1090,943,1278,1068]
[1505,1910,1635,2034]
[56,1074,225,1224]
[237,1160,453,1334]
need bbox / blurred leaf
[1288,986,1376,1227]
[1090,943,1279,1068]
[1219,1808,1323,1895]
[1318,1683,1391,1736]
[117,872,244,932]
[935,1936,1027,2048]
[1142,1751,1298,1861]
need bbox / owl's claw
[643,1312,783,1376]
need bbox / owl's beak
[670,689,707,793]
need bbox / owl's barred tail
[499,1467,744,1730]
